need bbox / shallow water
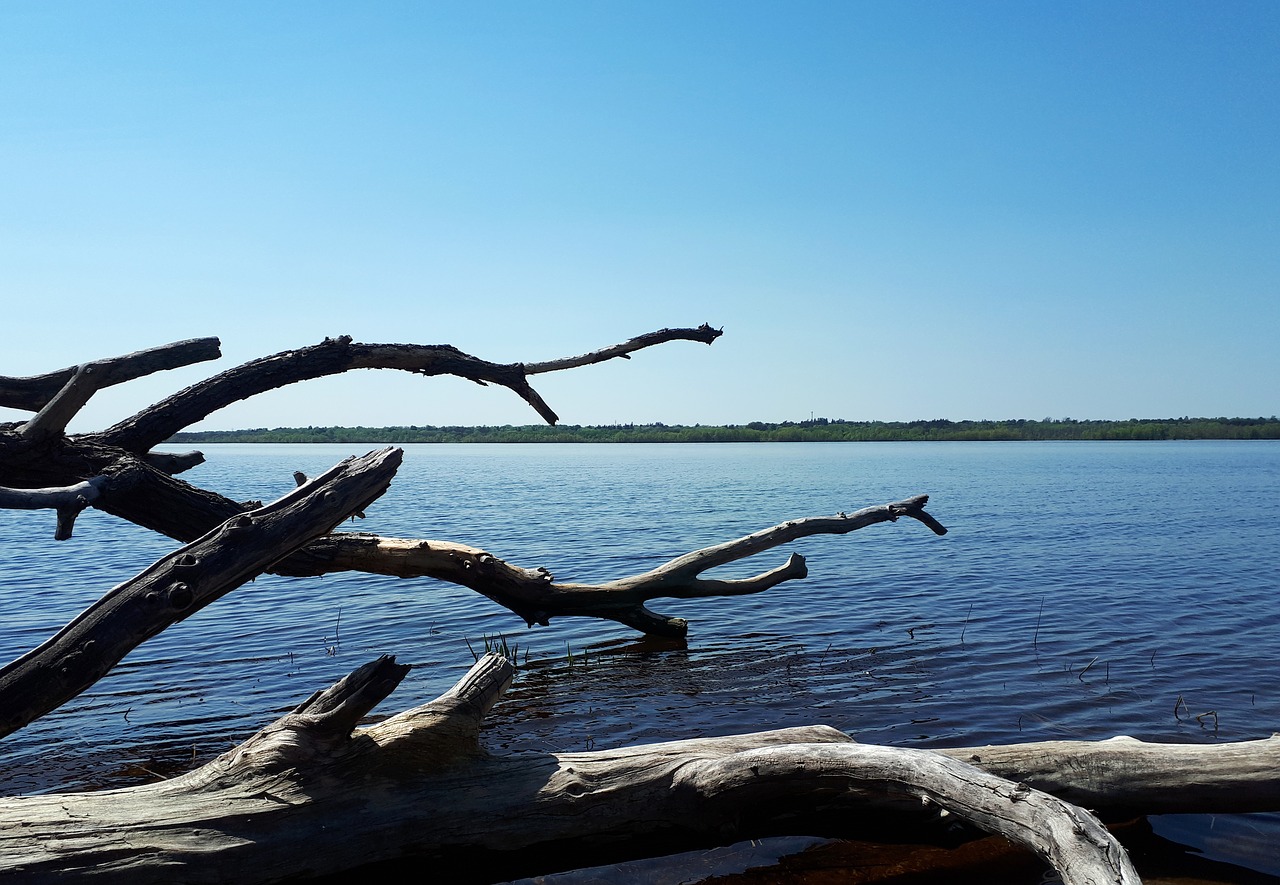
[2,441,1278,875]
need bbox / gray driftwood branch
[280,495,947,636]
[0,477,108,540]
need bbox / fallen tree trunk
[939,734,1280,816]
[0,654,1149,885]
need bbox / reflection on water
[2,441,1280,879]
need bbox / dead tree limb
[0,447,403,740]
[0,653,1143,885]
[0,337,222,414]
[278,496,948,637]
[0,329,721,554]
[0,476,108,540]
[0,328,941,639]
[93,327,721,453]
[522,322,722,374]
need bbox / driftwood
[0,328,944,638]
[1,329,1275,883]
[282,495,947,636]
[0,476,108,540]
[0,653,1145,885]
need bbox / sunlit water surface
[2,441,1278,876]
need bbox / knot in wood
[167,582,194,610]
[174,553,200,570]
[224,514,255,534]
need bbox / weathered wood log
[0,654,1144,885]
[939,734,1280,816]
[0,447,403,739]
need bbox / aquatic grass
[1077,656,1099,682]
[564,642,590,669]
[465,633,523,666]
[1033,596,1045,651]
[323,608,342,657]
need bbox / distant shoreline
[169,417,1280,444]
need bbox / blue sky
[2,1,1276,431]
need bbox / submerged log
[0,654,1147,885]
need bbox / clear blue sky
[2,1,1276,431]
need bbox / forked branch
[0,477,108,540]
[276,496,948,637]
[94,327,722,453]
[0,338,221,415]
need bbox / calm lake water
[2,441,1279,877]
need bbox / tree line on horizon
[169,416,1280,444]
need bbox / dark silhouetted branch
[0,447,403,740]
[0,338,221,414]
[96,328,722,452]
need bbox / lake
[2,441,1279,879]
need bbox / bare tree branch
[142,449,206,475]
[523,323,723,374]
[273,496,948,637]
[0,338,221,414]
[0,477,109,540]
[0,477,108,511]
[94,328,723,453]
